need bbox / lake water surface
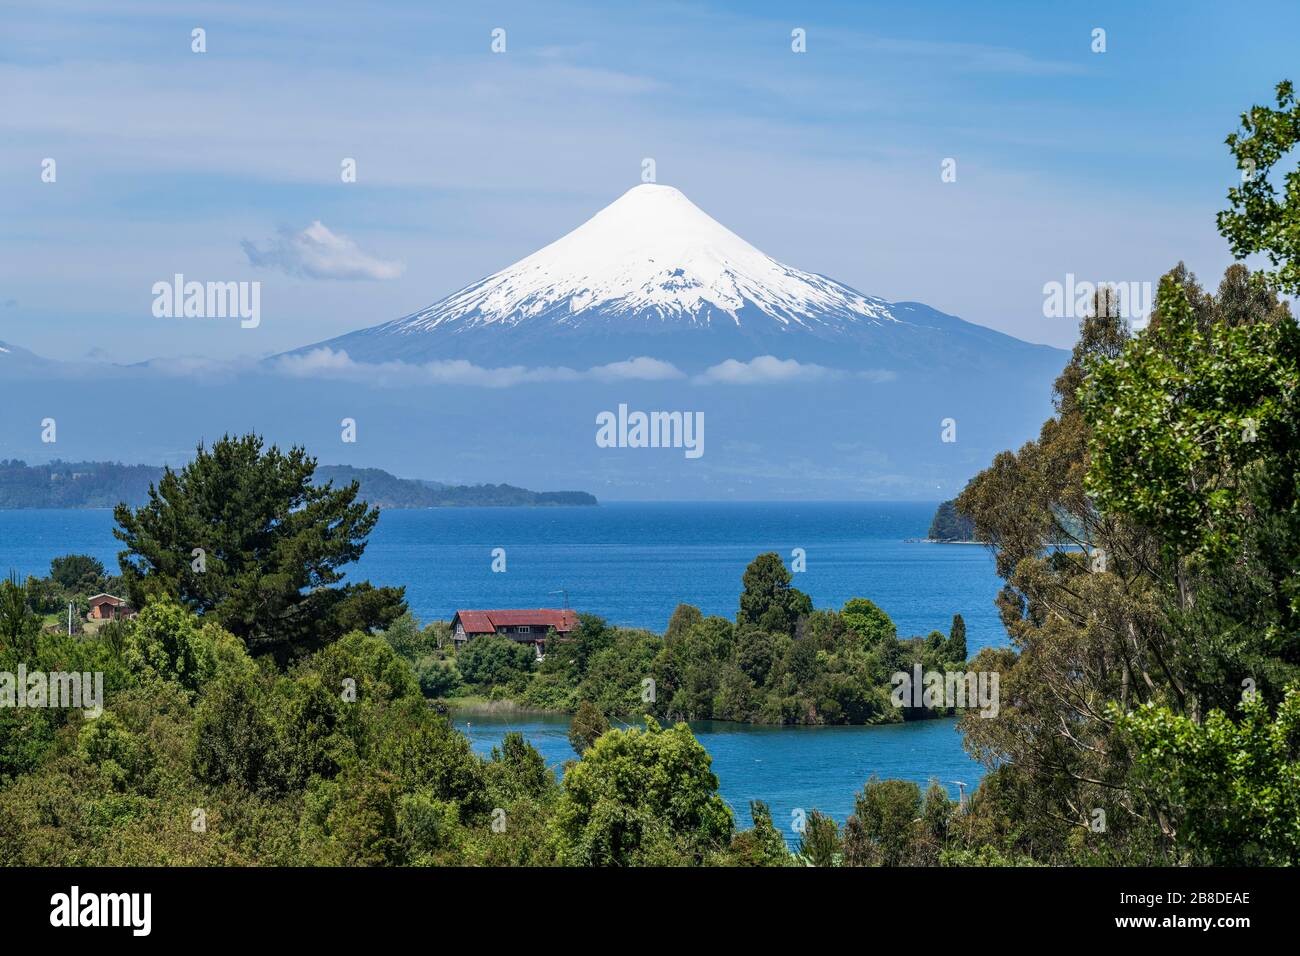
[0,501,1003,647]
[455,711,980,842]
[0,501,1001,830]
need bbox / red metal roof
[453,609,579,634]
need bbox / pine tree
[568,700,610,756]
[946,613,967,662]
[114,434,405,661]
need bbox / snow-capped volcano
[2,186,1072,499]
[398,184,895,332]
[288,183,1060,373]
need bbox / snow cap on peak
[391,182,894,331]
[623,182,684,196]
[581,182,728,242]
[614,182,690,206]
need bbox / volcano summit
[288,184,1061,376]
[0,185,1071,498]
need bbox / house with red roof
[450,608,580,658]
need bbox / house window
[514,626,531,634]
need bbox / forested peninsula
[0,459,595,509]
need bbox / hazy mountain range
[0,460,596,510]
[0,185,1068,499]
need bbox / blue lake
[456,711,979,844]
[0,501,1003,829]
[0,502,1001,648]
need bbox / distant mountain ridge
[0,339,51,370]
[0,459,160,510]
[311,466,596,508]
[0,460,596,510]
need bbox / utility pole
[951,780,969,811]
[67,602,73,636]
[549,588,569,609]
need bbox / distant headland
[924,499,977,543]
[0,459,597,510]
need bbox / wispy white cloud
[19,347,861,389]
[131,354,261,382]
[272,348,564,386]
[271,348,686,388]
[695,355,837,384]
[588,356,685,382]
[242,222,405,281]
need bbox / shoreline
[441,697,566,717]
[443,697,962,729]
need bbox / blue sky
[2,0,1297,362]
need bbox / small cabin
[87,593,136,621]
[451,608,579,658]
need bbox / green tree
[191,668,284,793]
[954,291,1167,861]
[568,700,610,756]
[1082,271,1300,560]
[574,630,660,716]
[124,599,216,694]
[799,810,842,867]
[486,732,555,804]
[380,612,438,661]
[559,614,616,675]
[842,776,921,866]
[737,553,811,636]
[916,781,954,865]
[1218,80,1300,295]
[958,252,1299,863]
[48,554,107,593]
[734,628,780,685]
[415,658,461,698]
[78,711,154,792]
[1081,269,1300,710]
[1118,685,1300,865]
[321,770,405,866]
[653,615,734,719]
[729,801,792,867]
[554,718,733,866]
[456,634,535,687]
[22,575,63,616]
[0,572,40,657]
[114,434,405,661]
[840,597,896,645]
[945,614,967,662]
[664,603,703,644]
